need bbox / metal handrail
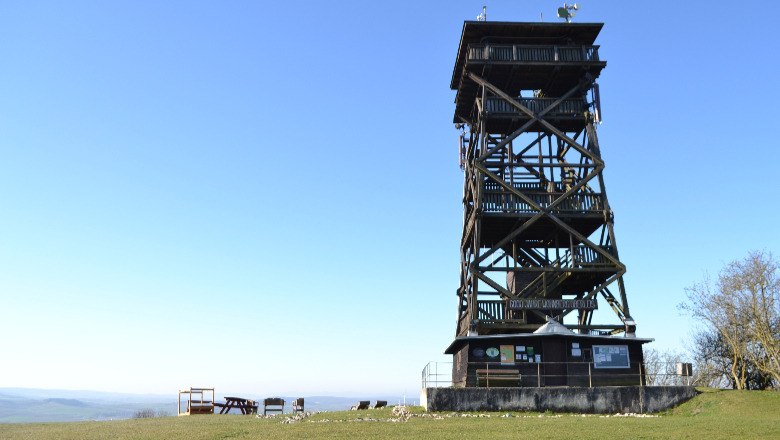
[421,361,694,389]
[422,361,454,388]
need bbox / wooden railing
[512,267,573,299]
[516,245,616,273]
[467,44,600,63]
[481,191,604,214]
[485,97,586,115]
[573,245,615,266]
[477,300,507,322]
[475,246,616,302]
[484,181,546,191]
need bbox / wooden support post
[537,363,541,387]
[589,363,593,388]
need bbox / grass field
[1,389,778,440]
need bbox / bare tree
[644,348,689,386]
[681,251,779,390]
[691,329,771,389]
[683,274,751,389]
[720,252,780,386]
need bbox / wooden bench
[476,369,521,387]
[187,402,214,415]
[291,398,304,413]
[263,397,285,415]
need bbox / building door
[542,339,567,386]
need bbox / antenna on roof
[477,6,487,21]
[557,3,579,23]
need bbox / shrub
[133,409,157,419]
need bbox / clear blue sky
[1,1,778,397]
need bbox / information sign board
[592,345,630,369]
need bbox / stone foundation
[420,386,697,414]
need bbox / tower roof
[533,318,576,335]
[450,21,604,90]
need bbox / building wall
[452,344,470,387]
[456,336,646,387]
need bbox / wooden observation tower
[445,21,651,387]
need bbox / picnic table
[214,397,258,415]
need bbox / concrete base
[421,386,698,414]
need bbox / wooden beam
[468,72,601,164]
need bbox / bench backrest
[476,369,521,376]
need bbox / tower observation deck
[445,21,650,387]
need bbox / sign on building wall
[500,345,514,365]
[508,298,597,310]
[592,345,630,369]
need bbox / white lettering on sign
[508,298,597,310]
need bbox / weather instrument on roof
[444,20,650,388]
[557,3,579,22]
[477,6,487,22]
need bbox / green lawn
[1,389,778,440]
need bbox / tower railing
[473,245,617,275]
[467,44,600,63]
[473,245,617,321]
[477,299,511,322]
[481,191,604,214]
[484,97,587,115]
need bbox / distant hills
[42,398,88,407]
[0,388,410,423]
[0,388,172,423]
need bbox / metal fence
[421,361,693,388]
[422,362,454,388]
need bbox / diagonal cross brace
[473,163,623,270]
[466,79,622,269]
[467,72,602,166]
